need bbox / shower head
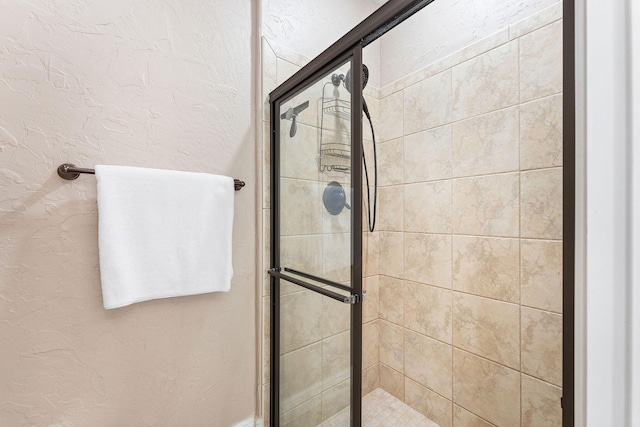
[331,64,369,93]
[331,64,371,117]
[345,64,369,93]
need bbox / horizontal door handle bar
[282,267,353,293]
[269,269,358,304]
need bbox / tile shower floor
[318,388,440,427]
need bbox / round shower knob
[323,181,351,215]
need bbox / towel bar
[57,163,246,191]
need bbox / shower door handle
[269,268,361,304]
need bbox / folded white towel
[95,165,234,309]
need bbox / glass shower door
[269,53,363,426]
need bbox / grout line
[517,35,524,427]
[449,106,455,427]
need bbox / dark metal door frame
[269,44,364,425]
[562,0,576,425]
[269,0,576,424]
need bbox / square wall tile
[521,307,563,387]
[405,378,453,427]
[379,320,404,373]
[453,173,520,237]
[378,186,404,232]
[522,374,563,427]
[404,181,452,234]
[379,275,404,324]
[404,233,452,288]
[281,290,324,353]
[363,231,380,277]
[453,292,520,369]
[521,168,563,239]
[378,137,404,186]
[280,342,322,409]
[379,364,404,401]
[404,70,452,135]
[321,331,350,389]
[322,293,350,338]
[280,178,321,236]
[452,106,519,177]
[453,349,520,427]
[453,405,494,427]
[281,394,322,426]
[404,281,452,343]
[405,329,453,399]
[520,21,563,103]
[280,122,319,181]
[363,275,380,323]
[521,239,563,313]
[452,41,519,121]
[521,94,563,170]
[452,236,520,303]
[379,91,404,142]
[321,379,350,422]
[322,232,351,283]
[404,125,452,183]
[363,320,380,369]
[362,364,380,397]
[380,232,404,278]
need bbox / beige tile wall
[369,4,564,426]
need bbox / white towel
[95,165,234,309]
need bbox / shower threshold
[318,388,440,427]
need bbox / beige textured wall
[370,4,564,426]
[0,1,256,425]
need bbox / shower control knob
[323,181,350,215]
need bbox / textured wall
[0,1,256,425]
[262,0,380,63]
[379,0,561,86]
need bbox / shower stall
[263,0,572,425]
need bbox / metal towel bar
[57,163,246,191]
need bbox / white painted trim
[573,0,587,423]
[583,0,634,425]
[631,0,640,424]
[230,415,258,427]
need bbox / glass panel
[277,58,355,425]
[279,280,352,425]
[279,59,353,289]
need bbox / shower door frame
[269,45,364,426]
[268,0,577,425]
